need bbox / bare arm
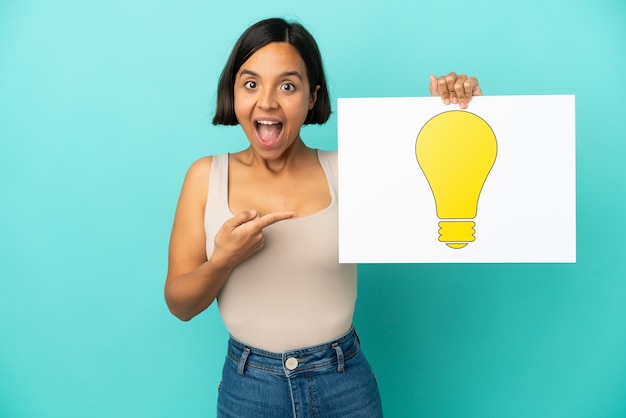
[164,157,296,321]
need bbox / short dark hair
[212,18,331,126]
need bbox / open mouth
[255,120,284,146]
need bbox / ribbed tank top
[204,150,357,352]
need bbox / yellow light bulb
[415,110,497,249]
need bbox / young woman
[165,17,481,418]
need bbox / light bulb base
[438,221,475,249]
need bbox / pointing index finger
[254,211,298,229]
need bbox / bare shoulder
[166,156,213,226]
[180,156,213,197]
[186,155,213,182]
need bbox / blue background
[1,1,625,417]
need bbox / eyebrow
[239,69,303,81]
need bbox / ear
[308,85,320,110]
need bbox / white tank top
[204,150,357,352]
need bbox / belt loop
[238,347,251,376]
[332,342,344,373]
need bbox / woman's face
[234,42,318,159]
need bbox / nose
[257,87,278,110]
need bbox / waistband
[227,326,360,377]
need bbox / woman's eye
[281,83,296,91]
[244,80,256,89]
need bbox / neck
[242,138,314,174]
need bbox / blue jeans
[217,327,383,418]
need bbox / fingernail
[460,101,466,108]
[444,99,450,105]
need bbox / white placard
[338,95,576,263]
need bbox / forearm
[164,258,233,321]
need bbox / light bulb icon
[415,110,497,249]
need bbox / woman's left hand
[430,72,482,109]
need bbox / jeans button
[285,357,298,370]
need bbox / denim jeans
[217,326,383,418]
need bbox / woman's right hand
[164,156,297,321]
[211,210,297,270]
[165,158,292,321]
[165,157,296,321]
